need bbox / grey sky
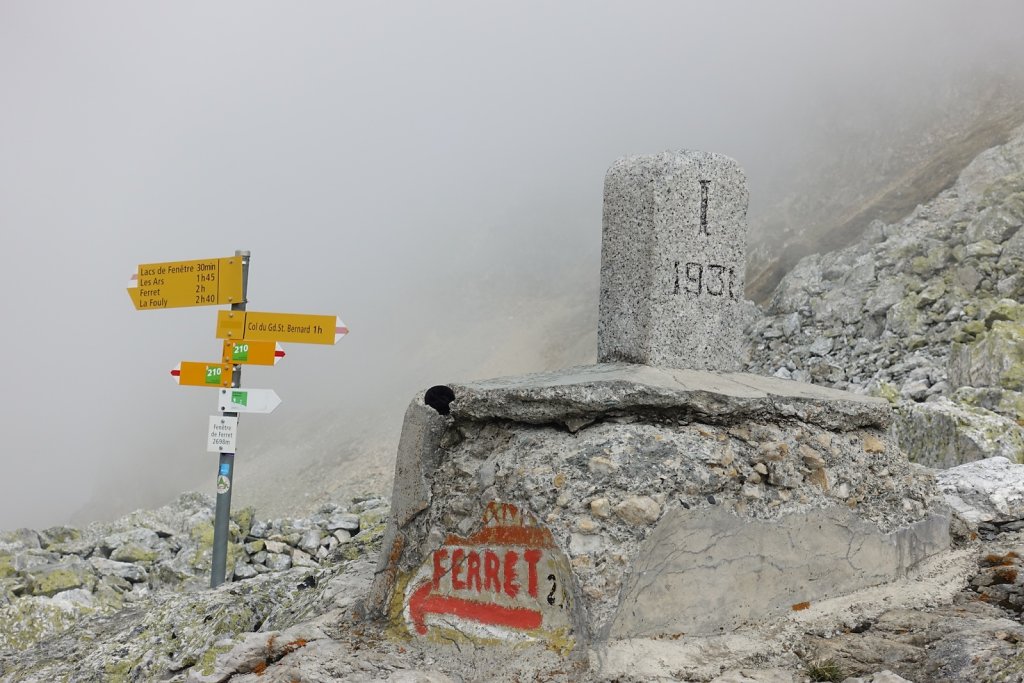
[2,1,1022,529]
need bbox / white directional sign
[217,388,282,414]
[208,415,238,453]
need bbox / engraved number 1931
[674,261,735,299]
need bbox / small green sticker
[232,391,247,407]
[232,343,249,362]
[205,365,223,384]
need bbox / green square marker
[231,391,248,407]
[205,365,223,384]
[231,343,249,362]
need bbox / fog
[2,1,1023,529]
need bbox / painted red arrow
[409,580,542,635]
[275,349,286,359]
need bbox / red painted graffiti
[444,501,555,549]
[409,580,543,634]
[407,502,564,636]
[432,547,543,598]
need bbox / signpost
[208,415,238,453]
[222,340,285,365]
[127,256,244,310]
[217,388,282,414]
[171,362,234,388]
[125,249,348,588]
[216,310,348,345]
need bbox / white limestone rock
[614,496,662,526]
[936,456,1024,525]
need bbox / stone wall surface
[610,505,949,638]
[369,366,948,649]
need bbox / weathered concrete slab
[369,386,945,650]
[609,505,950,638]
[599,151,748,370]
[451,362,891,431]
[364,400,448,615]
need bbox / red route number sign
[403,502,574,644]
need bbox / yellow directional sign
[171,362,234,388]
[127,256,244,310]
[216,310,348,345]
[221,340,285,366]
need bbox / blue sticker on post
[219,463,230,476]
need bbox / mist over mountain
[127,74,1024,529]
[2,2,1024,530]
[9,112,1024,682]
[9,6,1024,680]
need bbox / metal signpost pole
[211,249,249,588]
[125,248,346,587]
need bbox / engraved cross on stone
[598,150,749,371]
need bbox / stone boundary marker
[365,150,950,664]
[599,150,748,371]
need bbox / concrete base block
[609,505,951,638]
[369,364,950,653]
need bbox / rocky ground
[0,493,391,675]
[744,73,1024,303]
[746,122,1024,471]
[1,457,1024,682]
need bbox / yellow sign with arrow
[127,256,244,310]
[216,311,348,345]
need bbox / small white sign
[207,415,238,453]
[217,388,282,414]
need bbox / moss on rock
[873,382,901,405]
[894,398,1024,467]
[231,506,255,540]
[954,386,1024,424]
[0,597,87,651]
[197,640,237,676]
[102,657,135,682]
[358,508,389,529]
[0,552,15,579]
[110,543,159,563]
[189,521,241,574]
[25,559,94,597]
[886,294,925,336]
